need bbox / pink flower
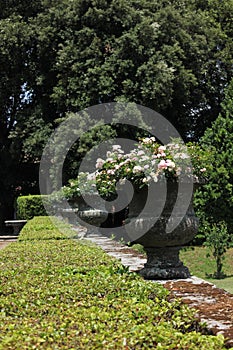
[158,160,167,169]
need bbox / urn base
[139,246,191,280]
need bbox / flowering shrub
[95,138,208,198]
[50,172,97,202]
[52,138,209,201]
[62,172,97,199]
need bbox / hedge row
[0,217,227,349]
[16,195,66,221]
[16,195,49,220]
[18,216,77,241]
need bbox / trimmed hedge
[0,217,228,349]
[16,195,49,220]
[18,216,77,241]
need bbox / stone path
[79,229,233,348]
[0,236,18,250]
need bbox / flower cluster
[94,138,206,198]
[54,138,208,201]
[59,172,97,200]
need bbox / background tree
[194,79,233,240]
[0,0,232,230]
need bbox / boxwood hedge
[0,217,228,349]
[16,195,48,220]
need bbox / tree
[194,79,233,239]
[49,0,232,139]
[0,0,232,230]
[205,221,232,279]
[0,15,36,230]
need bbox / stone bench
[4,220,27,235]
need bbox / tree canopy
[194,78,233,237]
[0,0,232,229]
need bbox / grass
[131,243,233,294]
[180,246,233,294]
[0,217,229,349]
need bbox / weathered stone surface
[127,182,199,279]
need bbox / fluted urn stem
[139,246,191,280]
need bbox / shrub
[205,221,232,279]
[16,195,49,220]
[17,195,47,220]
[18,216,77,241]
[0,217,228,349]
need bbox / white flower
[142,137,151,144]
[176,167,182,175]
[158,145,166,152]
[87,172,96,180]
[137,150,145,156]
[96,158,104,169]
[152,175,158,182]
[174,152,189,159]
[166,159,176,169]
[133,165,143,173]
[119,178,126,185]
[112,144,122,151]
[141,156,150,161]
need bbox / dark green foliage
[0,0,232,229]
[194,80,233,242]
[16,195,48,220]
[0,217,227,349]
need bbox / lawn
[132,244,233,294]
[180,246,233,294]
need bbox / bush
[18,216,77,241]
[16,195,49,220]
[0,217,228,349]
[205,221,232,279]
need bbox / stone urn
[126,180,200,279]
[69,194,108,235]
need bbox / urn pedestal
[127,181,199,280]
